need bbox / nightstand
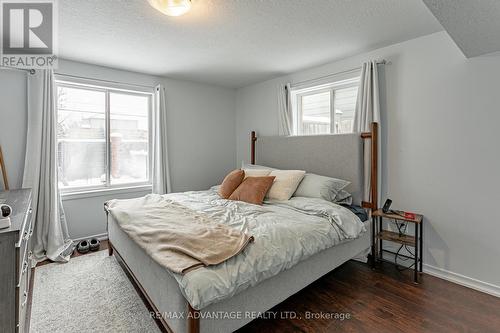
[371,209,423,283]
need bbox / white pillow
[243,169,272,178]
[293,173,351,203]
[266,170,306,201]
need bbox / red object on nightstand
[404,212,416,219]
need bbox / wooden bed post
[108,241,114,256]
[104,205,114,256]
[251,131,257,165]
[361,122,379,211]
[188,304,200,333]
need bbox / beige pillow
[218,169,245,199]
[243,169,272,178]
[266,170,306,201]
[229,176,275,205]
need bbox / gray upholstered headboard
[254,133,364,205]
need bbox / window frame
[291,76,360,136]
[295,87,335,135]
[55,77,154,195]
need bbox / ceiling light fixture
[148,0,192,17]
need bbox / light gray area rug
[31,250,161,332]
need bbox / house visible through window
[56,80,152,191]
[291,76,359,135]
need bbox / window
[291,76,359,135]
[56,80,152,192]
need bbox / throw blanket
[105,194,254,274]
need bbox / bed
[106,123,379,333]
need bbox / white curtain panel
[152,84,172,194]
[353,61,381,205]
[277,83,293,136]
[23,69,73,263]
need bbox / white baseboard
[72,232,108,244]
[423,264,500,298]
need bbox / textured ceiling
[423,0,500,58]
[59,0,442,88]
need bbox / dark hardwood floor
[237,261,500,333]
[36,242,500,333]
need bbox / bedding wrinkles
[106,195,254,274]
[163,187,366,310]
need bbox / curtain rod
[54,72,155,89]
[0,67,155,89]
[291,59,388,88]
[0,66,35,74]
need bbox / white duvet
[159,187,366,310]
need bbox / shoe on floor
[77,240,90,254]
[89,238,100,251]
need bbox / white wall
[235,31,500,292]
[0,59,236,239]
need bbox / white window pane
[57,86,105,113]
[334,86,358,134]
[109,93,149,185]
[300,91,331,135]
[110,92,149,117]
[57,87,106,189]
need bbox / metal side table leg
[414,222,419,283]
[371,215,377,268]
[419,221,423,272]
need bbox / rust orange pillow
[229,176,276,205]
[219,169,245,199]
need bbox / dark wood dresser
[0,189,33,333]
